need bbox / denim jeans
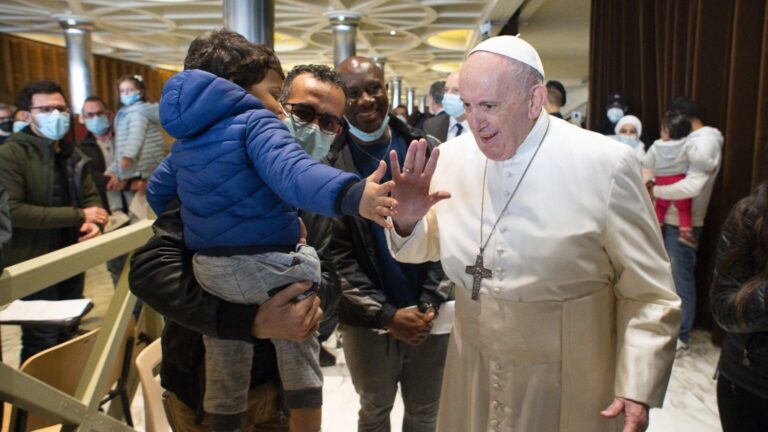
[662,224,702,343]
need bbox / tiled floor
[1,264,722,431]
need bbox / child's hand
[359,160,398,229]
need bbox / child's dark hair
[184,28,284,89]
[662,110,691,140]
[117,74,147,104]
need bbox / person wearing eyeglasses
[0,80,107,362]
[0,103,14,145]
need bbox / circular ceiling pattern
[0,0,503,94]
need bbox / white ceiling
[0,0,590,96]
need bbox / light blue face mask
[442,93,465,118]
[120,92,141,106]
[345,116,389,142]
[34,110,70,141]
[12,121,28,133]
[85,115,111,136]
[283,115,336,160]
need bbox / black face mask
[0,121,11,133]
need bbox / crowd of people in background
[0,27,766,432]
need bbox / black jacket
[323,115,451,329]
[129,209,342,413]
[77,132,111,210]
[711,192,768,400]
[0,185,10,272]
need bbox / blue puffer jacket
[147,69,361,250]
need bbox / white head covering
[614,114,643,137]
[468,36,545,78]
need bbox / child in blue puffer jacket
[147,30,396,432]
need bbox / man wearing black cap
[544,80,566,118]
[595,92,629,135]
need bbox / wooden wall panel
[0,33,176,111]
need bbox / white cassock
[387,112,681,432]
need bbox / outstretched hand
[359,160,398,229]
[389,139,451,236]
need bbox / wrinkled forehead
[459,52,520,94]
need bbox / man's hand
[359,160,398,229]
[252,280,322,342]
[119,157,134,169]
[386,307,433,345]
[389,139,450,236]
[130,179,147,193]
[83,206,108,225]
[600,397,649,432]
[78,222,101,242]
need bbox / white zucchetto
[468,36,545,77]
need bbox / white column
[418,95,426,113]
[373,56,387,74]
[406,88,415,116]
[224,0,274,47]
[326,11,362,68]
[390,77,402,110]
[58,16,94,115]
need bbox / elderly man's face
[340,61,389,133]
[283,72,345,135]
[460,52,543,160]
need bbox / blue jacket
[147,69,361,250]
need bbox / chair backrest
[15,329,100,431]
[135,338,170,432]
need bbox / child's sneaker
[675,339,690,359]
[678,230,698,249]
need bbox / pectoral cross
[465,254,492,300]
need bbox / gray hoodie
[653,126,725,227]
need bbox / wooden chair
[134,338,170,432]
[9,321,135,432]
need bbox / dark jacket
[77,132,111,210]
[148,69,362,251]
[129,208,342,413]
[0,131,103,266]
[0,185,10,272]
[323,115,451,329]
[711,192,768,400]
[422,111,450,143]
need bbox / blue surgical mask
[442,93,465,118]
[607,107,624,123]
[345,116,389,142]
[283,115,336,160]
[616,134,640,148]
[34,110,70,141]
[12,121,28,133]
[85,115,111,136]
[120,92,141,106]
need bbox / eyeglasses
[82,110,108,120]
[283,102,343,134]
[29,105,70,114]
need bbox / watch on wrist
[418,301,438,318]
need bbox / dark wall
[589,0,768,336]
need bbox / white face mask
[607,107,624,123]
[616,134,640,148]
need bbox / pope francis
[384,36,682,432]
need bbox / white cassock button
[496,247,504,254]
[491,400,500,409]
[495,267,502,273]
[490,419,500,427]
[492,361,501,370]
[493,382,501,390]
[500,227,507,233]
[505,171,512,178]
[493,287,501,295]
[503,190,511,197]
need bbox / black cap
[606,92,628,108]
[546,80,566,105]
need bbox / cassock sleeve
[604,153,682,408]
[386,208,441,263]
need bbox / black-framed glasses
[29,105,70,114]
[283,102,343,134]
